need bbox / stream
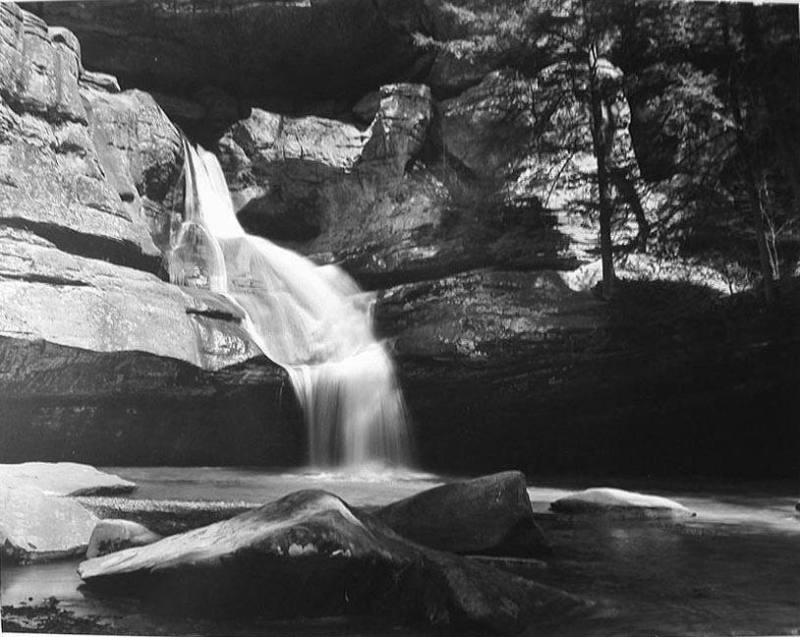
[2,468,799,636]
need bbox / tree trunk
[721,4,776,305]
[588,48,615,299]
[745,172,777,304]
[611,168,650,251]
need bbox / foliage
[414,0,800,302]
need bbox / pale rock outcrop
[550,488,695,519]
[86,519,162,558]
[0,485,98,562]
[0,5,295,466]
[0,463,135,496]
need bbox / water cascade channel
[169,140,412,468]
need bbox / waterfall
[170,140,412,468]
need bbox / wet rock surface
[0,463,135,497]
[373,471,548,557]
[550,488,695,519]
[86,519,161,558]
[78,489,584,634]
[0,485,98,563]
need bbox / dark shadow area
[393,278,800,480]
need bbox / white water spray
[170,140,412,468]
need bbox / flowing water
[2,468,799,637]
[169,142,411,467]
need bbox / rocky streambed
[2,464,799,636]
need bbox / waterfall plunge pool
[2,468,799,636]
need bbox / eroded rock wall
[0,4,300,465]
[2,1,797,476]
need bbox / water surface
[2,468,799,636]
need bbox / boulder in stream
[0,462,136,497]
[78,489,583,634]
[86,519,162,558]
[550,488,695,519]
[0,485,98,563]
[373,471,549,557]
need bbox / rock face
[375,269,800,478]
[0,485,98,562]
[373,471,548,557]
[79,489,583,634]
[0,4,303,465]
[1,1,797,479]
[0,463,135,496]
[550,488,695,519]
[81,85,184,252]
[86,519,162,558]
[31,0,427,108]
[218,83,465,284]
[0,5,159,271]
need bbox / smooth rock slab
[79,490,583,634]
[550,488,695,519]
[0,463,136,497]
[373,471,549,557]
[0,485,98,562]
[86,519,162,558]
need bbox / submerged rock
[0,485,98,563]
[0,463,135,497]
[79,490,583,634]
[550,488,695,519]
[373,471,548,557]
[86,519,161,558]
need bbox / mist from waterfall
[169,140,412,469]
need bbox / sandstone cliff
[2,1,797,477]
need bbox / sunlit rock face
[0,485,98,563]
[0,4,300,466]
[0,5,158,270]
[86,519,162,558]
[81,85,184,252]
[0,463,135,497]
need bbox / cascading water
[170,140,412,468]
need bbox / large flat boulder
[0,226,259,371]
[550,488,695,520]
[373,471,548,557]
[0,463,135,497]
[86,519,162,558]
[78,489,583,634]
[0,485,98,563]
